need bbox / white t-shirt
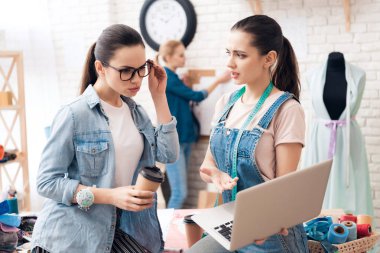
[100,99,144,187]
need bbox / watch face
[145,0,188,44]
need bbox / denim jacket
[32,85,179,253]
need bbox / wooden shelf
[0,51,22,58]
[0,51,30,211]
[0,105,20,110]
[0,154,24,166]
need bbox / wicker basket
[308,233,380,253]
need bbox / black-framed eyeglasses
[102,60,153,81]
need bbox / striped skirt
[32,228,150,253]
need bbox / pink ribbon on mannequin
[325,120,347,159]
[321,116,355,188]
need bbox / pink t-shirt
[212,91,305,181]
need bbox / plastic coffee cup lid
[140,166,164,183]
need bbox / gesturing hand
[200,167,239,192]
[215,70,231,84]
[111,186,155,212]
[148,59,167,98]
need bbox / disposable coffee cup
[184,214,203,248]
[134,166,164,192]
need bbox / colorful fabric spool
[341,221,357,241]
[356,214,372,226]
[0,214,21,227]
[339,213,357,223]
[0,200,10,215]
[0,222,19,232]
[357,223,372,238]
[6,198,18,214]
[327,223,349,244]
[304,216,333,241]
[0,145,4,160]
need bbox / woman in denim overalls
[188,15,309,253]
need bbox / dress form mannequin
[302,53,374,217]
[323,52,347,120]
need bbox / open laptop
[192,159,333,251]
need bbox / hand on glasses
[102,59,167,99]
[147,59,168,98]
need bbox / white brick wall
[47,0,380,224]
[47,0,114,102]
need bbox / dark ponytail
[273,36,300,99]
[80,42,97,94]
[79,24,145,94]
[231,15,300,100]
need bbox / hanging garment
[302,60,374,216]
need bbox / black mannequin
[323,52,347,120]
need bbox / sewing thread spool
[357,224,372,238]
[327,223,349,244]
[0,145,4,160]
[341,221,357,241]
[356,214,372,226]
[339,213,357,223]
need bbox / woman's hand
[200,167,238,192]
[181,72,192,87]
[254,228,289,245]
[148,59,167,98]
[111,186,155,212]
[205,70,231,94]
[215,70,231,84]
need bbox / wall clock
[139,0,197,51]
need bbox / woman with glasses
[31,24,179,253]
[156,40,231,209]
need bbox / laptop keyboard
[214,221,233,241]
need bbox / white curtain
[0,0,60,211]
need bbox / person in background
[188,15,309,252]
[156,40,231,209]
[31,24,179,253]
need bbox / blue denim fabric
[31,85,179,253]
[165,142,192,208]
[191,91,309,253]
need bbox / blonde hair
[156,40,183,64]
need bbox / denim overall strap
[229,83,274,200]
[257,92,295,129]
[211,87,251,206]
[212,84,274,202]
[216,87,246,124]
[231,91,296,197]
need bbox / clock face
[140,0,197,51]
[145,0,188,44]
